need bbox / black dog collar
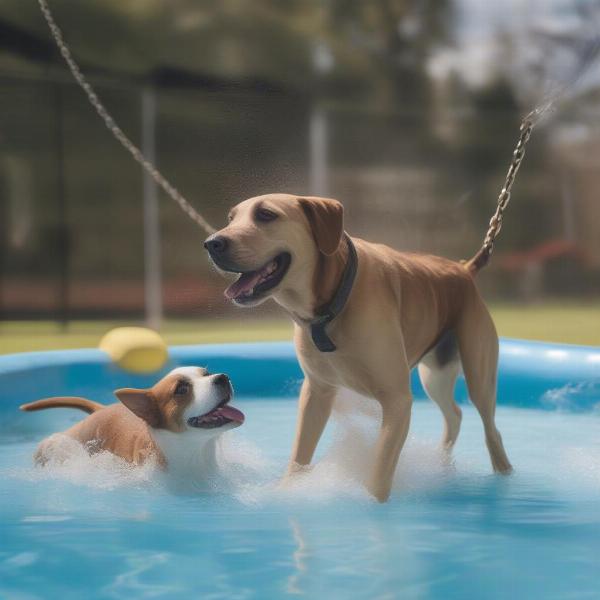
[309,234,358,352]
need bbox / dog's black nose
[204,235,228,255]
[213,373,230,388]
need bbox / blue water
[2,393,600,600]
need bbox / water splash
[230,392,460,505]
[12,434,159,491]
[7,396,600,506]
[541,381,600,412]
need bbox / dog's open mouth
[224,252,291,304]
[187,396,245,429]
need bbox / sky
[429,0,600,105]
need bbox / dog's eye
[255,208,278,223]
[174,380,191,396]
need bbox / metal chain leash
[474,115,535,267]
[39,0,542,252]
[38,0,215,234]
[477,34,600,261]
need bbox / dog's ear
[298,196,344,256]
[115,388,161,428]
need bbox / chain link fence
[1,70,599,324]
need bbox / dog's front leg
[287,377,336,475]
[369,393,412,502]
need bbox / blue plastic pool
[1,339,599,599]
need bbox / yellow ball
[99,327,168,373]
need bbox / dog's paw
[287,462,314,476]
[367,479,392,503]
[277,462,313,489]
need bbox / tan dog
[20,367,244,469]
[204,194,512,502]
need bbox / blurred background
[0,0,599,353]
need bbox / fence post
[309,41,333,196]
[55,82,69,330]
[309,104,329,196]
[141,86,163,330]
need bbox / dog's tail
[20,397,105,414]
[463,116,535,277]
[463,248,490,275]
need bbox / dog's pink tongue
[220,405,245,424]
[225,271,262,300]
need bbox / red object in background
[2,278,221,315]
[498,239,588,272]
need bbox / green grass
[0,302,598,355]
[489,303,600,347]
[0,318,293,355]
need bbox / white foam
[227,394,459,506]
[13,434,159,491]
[541,381,597,411]
[7,397,470,505]
[9,430,274,498]
[9,400,600,506]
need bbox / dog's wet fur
[205,193,512,502]
[21,367,244,469]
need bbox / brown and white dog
[204,193,512,502]
[20,367,244,471]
